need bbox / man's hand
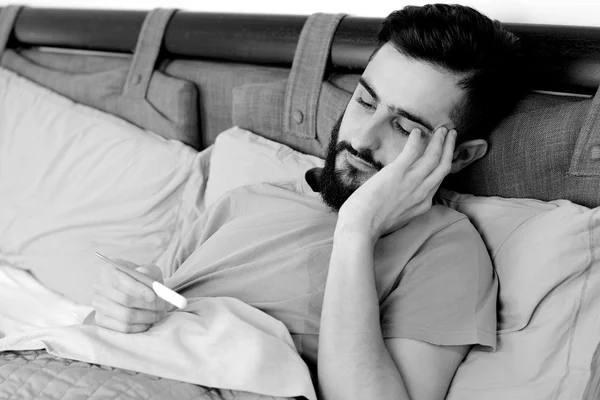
[92,260,168,333]
[338,126,456,239]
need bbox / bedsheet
[0,265,316,400]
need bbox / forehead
[362,43,464,129]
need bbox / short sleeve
[380,217,497,350]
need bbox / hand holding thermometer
[94,252,187,310]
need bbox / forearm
[318,225,410,400]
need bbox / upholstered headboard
[1,7,600,207]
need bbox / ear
[450,139,488,173]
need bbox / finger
[391,128,424,171]
[422,129,456,190]
[412,126,448,177]
[93,294,165,325]
[94,283,164,311]
[107,268,157,304]
[93,312,153,334]
[135,264,164,284]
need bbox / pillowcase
[205,126,324,206]
[0,67,205,305]
[438,190,600,400]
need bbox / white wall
[10,0,600,27]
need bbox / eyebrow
[358,77,435,133]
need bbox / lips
[344,151,376,171]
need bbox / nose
[349,118,381,152]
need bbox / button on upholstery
[293,110,304,124]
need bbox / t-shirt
[162,176,497,372]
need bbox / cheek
[380,136,408,166]
[338,101,365,141]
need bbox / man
[91,4,524,400]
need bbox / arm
[318,128,463,400]
[320,227,469,400]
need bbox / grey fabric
[444,92,600,208]
[231,13,351,158]
[0,350,292,400]
[0,9,199,148]
[283,13,346,141]
[123,8,176,100]
[233,79,351,157]
[0,5,22,55]
[570,85,600,176]
[18,48,130,74]
[165,59,289,148]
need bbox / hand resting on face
[338,126,457,240]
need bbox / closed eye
[356,96,375,110]
[392,119,411,136]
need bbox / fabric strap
[123,8,177,99]
[283,13,346,141]
[569,84,600,176]
[0,5,24,56]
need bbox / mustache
[335,141,384,171]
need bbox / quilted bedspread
[0,350,292,400]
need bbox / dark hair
[378,4,527,141]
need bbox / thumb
[135,264,164,283]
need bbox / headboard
[2,7,600,207]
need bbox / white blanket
[0,264,316,400]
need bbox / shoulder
[378,204,479,258]
[377,203,494,304]
[405,204,491,275]
[410,203,473,236]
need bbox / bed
[0,4,598,400]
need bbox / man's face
[320,43,464,211]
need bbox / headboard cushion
[232,79,351,158]
[165,60,289,149]
[445,91,600,208]
[232,13,351,158]
[0,8,200,148]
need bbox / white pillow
[438,190,600,400]
[205,126,323,206]
[0,68,206,304]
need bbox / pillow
[1,49,200,148]
[438,190,600,400]
[0,67,206,305]
[205,126,324,206]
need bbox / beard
[319,116,384,212]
